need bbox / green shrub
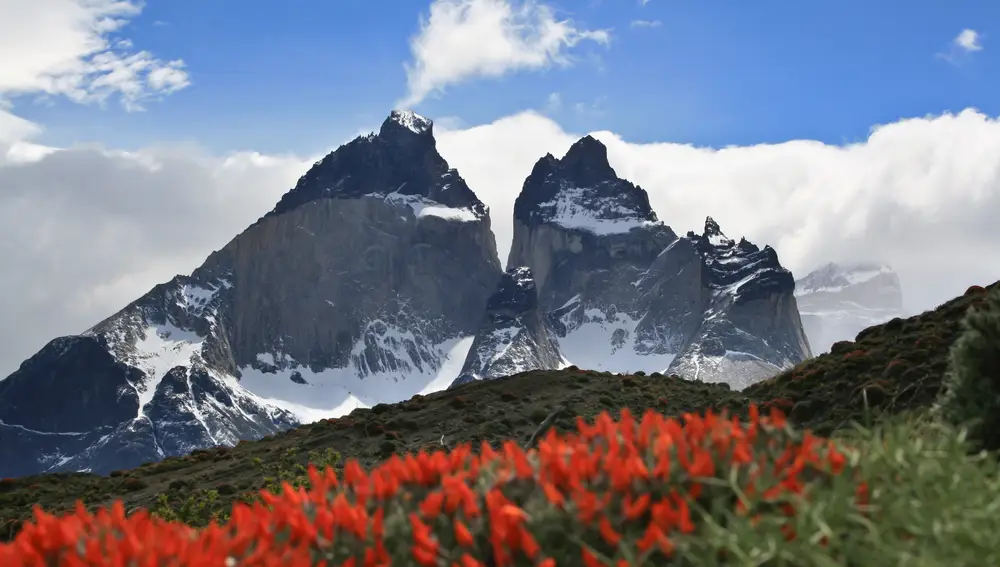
[935,287,1000,452]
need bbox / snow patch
[371,192,478,222]
[129,323,206,418]
[537,186,659,235]
[556,307,676,373]
[237,335,475,423]
[558,294,582,310]
[391,110,432,134]
[707,232,731,247]
[718,268,770,296]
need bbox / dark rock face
[505,137,811,387]
[509,135,676,309]
[451,267,563,387]
[666,218,812,388]
[269,111,487,220]
[513,136,657,230]
[0,110,502,478]
[795,263,904,354]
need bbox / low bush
[4,404,1000,565]
[935,287,1000,453]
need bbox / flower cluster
[0,405,868,566]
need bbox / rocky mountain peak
[704,215,722,235]
[512,135,659,232]
[267,110,485,219]
[683,218,793,302]
[688,216,736,248]
[559,135,617,182]
[0,109,505,478]
[451,267,562,388]
[486,267,539,321]
[380,110,434,137]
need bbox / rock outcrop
[451,267,563,387]
[664,219,813,388]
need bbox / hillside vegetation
[0,281,998,566]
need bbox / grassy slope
[1,280,996,541]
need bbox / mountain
[450,267,564,387]
[0,110,503,478]
[503,135,812,388]
[0,118,814,479]
[794,262,904,354]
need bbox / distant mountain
[794,262,904,354]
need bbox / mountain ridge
[1,110,810,478]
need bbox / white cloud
[0,0,189,111]
[435,108,1000,319]
[955,28,983,52]
[630,19,662,28]
[399,0,610,107]
[938,28,985,64]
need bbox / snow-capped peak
[513,135,663,236]
[389,110,433,134]
[703,216,733,247]
[795,262,898,296]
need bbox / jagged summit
[0,109,504,478]
[701,216,734,247]
[512,135,659,234]
[685,217,793,303]
[451,266,563,388]
[267,111,485,220]
[382,110,433,136]
[558,135,618,183]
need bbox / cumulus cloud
[435,108,1000,319]
[938,28,985,64]
[955,29,984,52]
[399,0,610,107]
[0,0,190,111]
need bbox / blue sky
[9,0,997,155]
